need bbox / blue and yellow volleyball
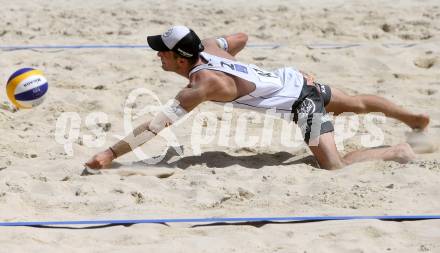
[6,68,48,109]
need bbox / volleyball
[6,68,48,109]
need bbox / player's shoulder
[190,68,224,86]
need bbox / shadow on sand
[134,146,320,170]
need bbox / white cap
[147,26,204,58]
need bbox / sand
[1,0,440,252]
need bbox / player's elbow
[235,32,248,46]
[235,32,248,40]
[228,33,248,56]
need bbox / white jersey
[189,52,304,113]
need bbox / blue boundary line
[2,42,436,51]
[1,44,147,50]
[0,44,282,51]
[1,215,439,227]
[1,42,431,51]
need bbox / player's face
[157,51,178,71]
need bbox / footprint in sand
[414,57,436,69]
[116,169,175,178]
[131,191,145,204]
[418,88,437,96]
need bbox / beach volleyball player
[86,26,429,170]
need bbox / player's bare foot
[408,113,430,130]
[391,143,416,164]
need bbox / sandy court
[1,0,440,252]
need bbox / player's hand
[300,70,315,85]
[85,149,115,169]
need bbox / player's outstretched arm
[85,82,215,169]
